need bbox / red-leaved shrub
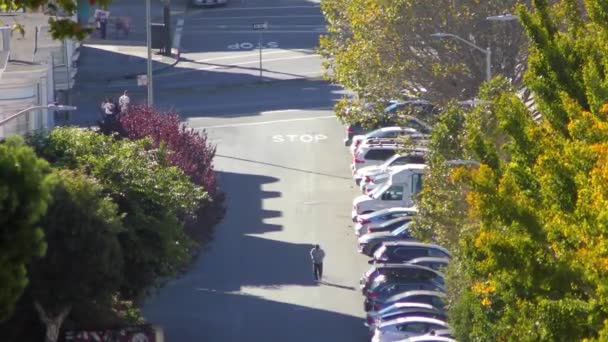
[98,105,225,243]
[109,106,218,196]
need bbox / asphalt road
[139,1,371,341]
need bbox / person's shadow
[318,280,356,291]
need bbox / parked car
[360,264,445,295]
[371,316,450,342]
[354,206,418,228]
[351,140,405,176]
[406,257,449,272]
[343,107,432,146]
[371,290,447,313]
[361,263,422,293]
[355,216,413,237]
[352,164,426,221]
[364,274,445,312]
[369,242,451,265]
[396,336,457,342]
[358,223,415,256]
[365,302,446,333]
[350,127,419,156]
[354,149,428,186]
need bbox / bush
[31,127,207,298]
[99,106,225,244]
[100,106,218,197]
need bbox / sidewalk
[68,0,188,125]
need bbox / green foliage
[0,0,112,40]
[0,136,54,322]
[32,127,208,298]
[415,2,608,340]
[28,169,123,314]
[319,0,528,107]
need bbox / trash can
[151,23,166,50]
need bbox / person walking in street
[310,244,325,282]
[118,90,130,114]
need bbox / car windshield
[365,128,386,138]
[391,223,412,236]
[372,182,392,199]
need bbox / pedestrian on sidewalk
[101,97,116,121]
[94,9,110,39]
[119,90,130,114]
[310,244,325,282]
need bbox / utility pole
[146,0,154,106]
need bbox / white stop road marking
[272,134,328,143]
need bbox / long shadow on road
[152,291,367,342]
[144,171,369,341]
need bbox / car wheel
[355,178,361,186]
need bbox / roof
[389,164,429,172]
[379,302,437,314]
[407,257,450,264]
[378,316,448,329]
[386,290,446,303]
[381,241,451,255]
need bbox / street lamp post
[431,32,492,81]
[146,0,154,107]
[0,104,78,127]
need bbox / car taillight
[365,175,372,183]
[353,157,364,164]
[347,126,355,134]
[367,316,375,325]
[355,140,362,147]
[368,292,379,298]
[358,218,370,224]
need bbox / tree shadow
[144,291,367,342]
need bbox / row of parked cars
[344,104,457,342]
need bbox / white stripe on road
[194,115,335,129]
[191,5,320,12]
[198,54,317,68]
[184,30,326,34]
[158,54,320,77]
[188,14,323,21]
[190,49,312,63]
[260,109,301,114]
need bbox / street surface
[124,0,371,340]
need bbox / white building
[0,12,80,139]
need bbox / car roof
[386,290,446,303]
[389,164,428,172]
[379,302,437,313]
[372,263,444,276]
[380,216,413,227]
[378,316,448,329]
[382,241,451,256]
[407,257,450,265]
[398,336,457,342]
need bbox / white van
[352,164,426,221]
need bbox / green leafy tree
[32,128,208,298]
[415,1,608,340]
[0,136,54,322]
[0,0,112,40]
[29,169,123,342]
[319,0,529,126]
